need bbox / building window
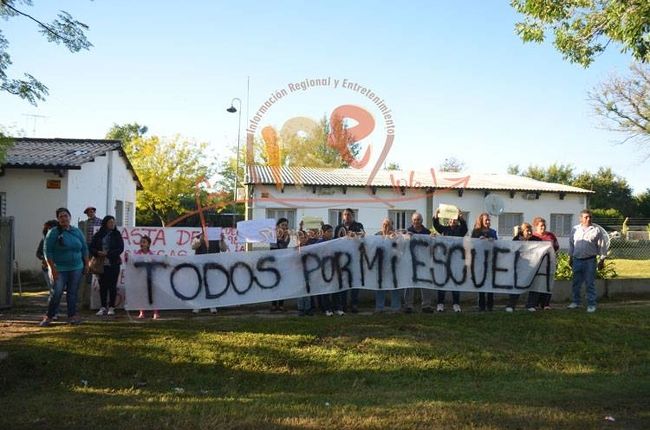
[0,192,5,217]
[125,201,134,227]
[498,212,523,237]
[328,209,358,227]
[266,209,297,230]
[115,200,124,227]
[550,213,573,237]
[388,209,415,230]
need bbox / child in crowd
[135,236,160,320]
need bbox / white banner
[90,226,244,309]
[123,235,556,310]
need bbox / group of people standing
[36,204,608,326]
[38,206,124,326]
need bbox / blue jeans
[375,289,401,311]
[572,258,597,306]
[47,269,83,319]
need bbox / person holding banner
[270,218,291,312]
[135,235,160,320]
[40,208,88,327]
[506,223,541,312]
[471,213,498,311]
[432,207,468,312]
[316,224,340,316]
[334,209,365,313]
[191,223,226,314]
[374,218,402,313]
[568,209,609,313]
[531,217,559,310]
[90,215,125,317]
[405,212,435,313]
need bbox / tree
[589,63,650,158]
[0,0,92,105]
[573,167,635,215]
[106,125,214,226]
[384,161,400,170]
[511,0,650,67]
[507,163,575,184]
[635,188,650,217]
[0,130,12,164]
[439,157,465,172]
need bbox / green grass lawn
[1,299,650,430]
[612,259,650,278]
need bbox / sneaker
[543,306,552,310]
[453,304,461,313]
[527,307,537,312]
[587,306,597,313]
[69,315,82,325]
[209,308,218,314]
[96,307,107,316]
[137,311,146,319]
[153,311,160,320]
[422,306,434,313]
[335,310,345,316]
[192,308,200,314]
[436,304,445,312]
[325,310,334,317]
[107,307,115,316]
[39,317,52,327]
[52,314,59,321]
[505,307,514,313]
[567,302,579,309]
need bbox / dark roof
[3,137,142,189]
[246,166,592,194]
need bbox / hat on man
[83,206,97,215]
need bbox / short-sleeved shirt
[334,221,364,238]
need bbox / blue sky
[1,0,647,193]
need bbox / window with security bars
[0,192,5,217]
[266,209,297,230]
[115,200,124,227]
[498,212,523,237]
[328,209,358,227]
[388,209,415,230]
[125,201,134,226]
[550,213,573,237]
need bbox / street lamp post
[227,98,242,228]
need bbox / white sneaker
[192,309,200,314]
[567,302,579,309]
[96,307,107,316]
[527,307,537,312]
[209,308,218,314]
[587,306,597,313]
[436,304,445,312]
[453,304,461,313]
[325,310,334,317]
[107,307,115,316]
[335,310,345,316]
[505,307,514,313]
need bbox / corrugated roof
[245,166,592,194]
[2,137,143,189]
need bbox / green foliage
[385,161,400,170]
[514,163,575,185]
[635,189,650,217]
[511,0,650,67]
[106,122,148,142]
[0,1,92,105]
[573,167,635,215]
[555,251,618,279]
[0,130,14,164]
[589,64,650,158]
[591,208,624,218]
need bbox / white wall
[0,169,69,271]
[249,184,586,249]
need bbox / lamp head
[227,106,237,113]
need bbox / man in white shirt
[567,209,609,313]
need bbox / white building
[0,138,142,272]
[245,166,592,248]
